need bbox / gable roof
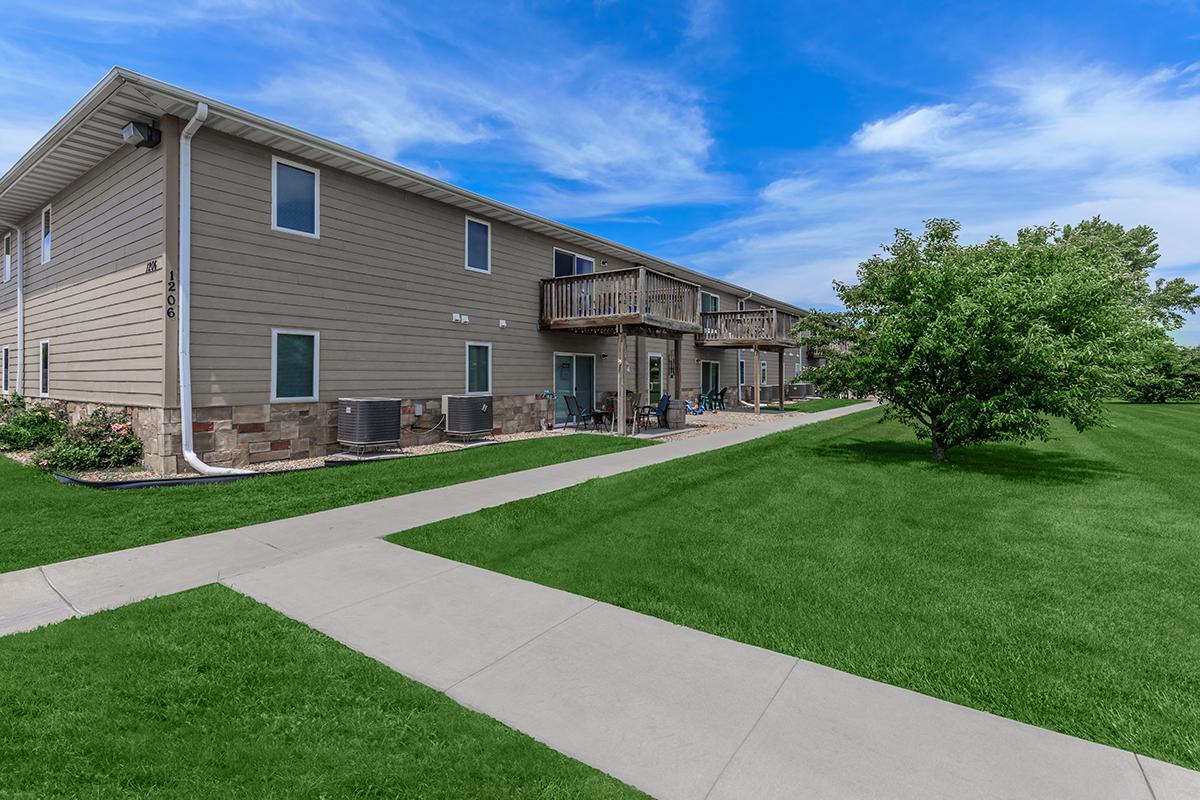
[0,67,804,316]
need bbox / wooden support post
[673,336,683,398]
[616,325,626,435]
[753,345,761,415]
[779,349,785,411]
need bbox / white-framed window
[2,346,9,394]
[271,328,320,402]
[465,217,491,273]
[553,247,594,277]
[738,358,746,386]
[3,233,11,282]
[40,205,51,265]
[465,341,492,394]
[701,291,720,313]
[271,156,320,238]
[701,360,720,395]
[737,298,745,311]
[794,361,802,377]
[38,340,49,396]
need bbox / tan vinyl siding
[15,143,165,405]
[187,130,801,409]
[189,129,622,406]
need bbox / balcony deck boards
[697,309,800,349]
[540,267,702,337]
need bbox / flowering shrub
[34,409,142,472]
[0,396,67,451]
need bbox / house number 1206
[165,269,176,319]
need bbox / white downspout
[8,225,21,394]
[178,103,250,476]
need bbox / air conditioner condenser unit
[442,394,493,440]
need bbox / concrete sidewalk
[0,401,877,636]
[223,537,1199,800]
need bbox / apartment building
[0,69,806,472]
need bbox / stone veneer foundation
[27,393,558,473]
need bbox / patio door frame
[701,360,721,395]
[647,352,664,404]
[552,351,597,424]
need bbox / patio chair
[716,387,728,410]
[563,394,595,430]
[638,394,671,428]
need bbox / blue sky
[3,1,1199,341]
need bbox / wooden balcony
[540,267,702,337]
[697,308,801,349]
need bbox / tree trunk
[930,414,947,460]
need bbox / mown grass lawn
[394,402,1200,770]
[0,435,649,573]
[783,396,869,412]
[0,585,644,799]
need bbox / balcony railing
[698,308,801,347]
[540,267,701,334]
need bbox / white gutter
[178,103,250,476]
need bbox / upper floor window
[553,248,594,277]
[272,157,320,238]
[701,292,720,313]
[737,298,745,311]
[271,328,320,402]
[466,218,491,273]
[40,205,51,264]
[3,233,10,282]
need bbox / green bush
[34,409,142,472]
[0,392,26,416]
[0,397,67,451]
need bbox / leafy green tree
[802,218,1194,460]
[1126,340,1200,402]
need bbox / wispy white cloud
[676,62,1200,342]
[27,0,328,26]
[248,44,734,219]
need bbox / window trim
[700,359,721,395]
[40,204,51,265]
[38,339,49,396]
[270,156,321,239]
[552,246,594,277]
[2,345,9,394]
[760,358,768,383]
[464,216,492,274]
[738,358,746,386]
[3,233,10,282]
[736,298,745,311]
[270,328,320,403]
[647,352,664,400]
[464,341,493,395]
[700,291,720,314]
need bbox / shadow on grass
[813,439,1123,485]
